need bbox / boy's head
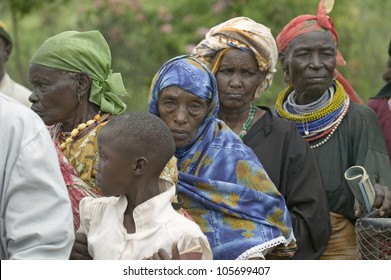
[95,111,175,196]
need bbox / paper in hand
[344,165,376,214]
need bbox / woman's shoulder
[258,106,298,132]
[254,106,307,145]
[347,102,379,123]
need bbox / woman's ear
[278,52,290,83]
[76,71,92,99]
[278,52,287,71]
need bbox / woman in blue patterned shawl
[148,55,295,260]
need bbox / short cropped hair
[103,111,175,174]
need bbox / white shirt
[0,92,74,259]
[0,73,31,107]
[78,180,212,260]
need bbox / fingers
[373,184,386,209]
[70,251,93,260]
[171,241,181,260]
[75,232,88,244]
[158,248,172,260]
[373,185,391,217]
[144,243,180,260]
[354,199,363,218]
[379,187,391,217]
[69,233,92,260]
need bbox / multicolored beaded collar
[275,80,350,149]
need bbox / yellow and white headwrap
[191,17,278,98]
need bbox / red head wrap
[276,0,363,104]
[276,0,345,66]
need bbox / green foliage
[2,0,391,111]
[3,0,70,15]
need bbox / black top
[312,102,391,220]
[243,106,331,259]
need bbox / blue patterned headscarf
[149,55,295,260]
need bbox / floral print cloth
[149,55,295,259]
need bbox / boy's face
[95,127,133,196]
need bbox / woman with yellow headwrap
[192,17,331,259]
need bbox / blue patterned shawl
[149,55,294,260]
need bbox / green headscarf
[30,30,128,115]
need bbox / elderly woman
[29,31,176,234]
[191,17,331,259]
[28,30,180,233]
[148,55,295,260]
[274,0,391,259]
[29,30,127,231]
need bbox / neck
[294,82,333,105]
[295,90,325,105]
[218,105,252,135]
[124,177,161,215]
[62,103,101,132]
[123,177,162,234]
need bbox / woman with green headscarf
[28,30,129,231]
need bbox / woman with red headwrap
[275,0,391,259]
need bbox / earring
[333,71,338,81]
[284,71,290,84]
[78,93,82,104]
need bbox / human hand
[69,232,92,260]
[143,241,181,260]
[354,184,391,218]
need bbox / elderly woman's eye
[322,51,335,56]
[189,103,201,110]
[218,68,232,75]
[242,70,256,76]
[162,100,176,108]
[294,51,308,57]
[33,83,47,90]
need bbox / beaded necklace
[275,81,350,149]
[275,80,346,123]
[309,98,349,149]
[239,103,256,139]
[59,112,102,150]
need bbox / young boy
[77,112,212,259]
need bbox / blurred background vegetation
[1,0,390,111]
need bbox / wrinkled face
[28,63,79,126]
[95,127,133,197]
[283,32,337,103]
[215,48,262,111]
[158,86,209,148]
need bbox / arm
[354,184,391,218]
[69,232,92,260]
[4,125,74,259]
[351,104,391,218]
[144,241,181,260]
[143,241,205,260]
[285,144,331,259]
[246,119,331,260]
